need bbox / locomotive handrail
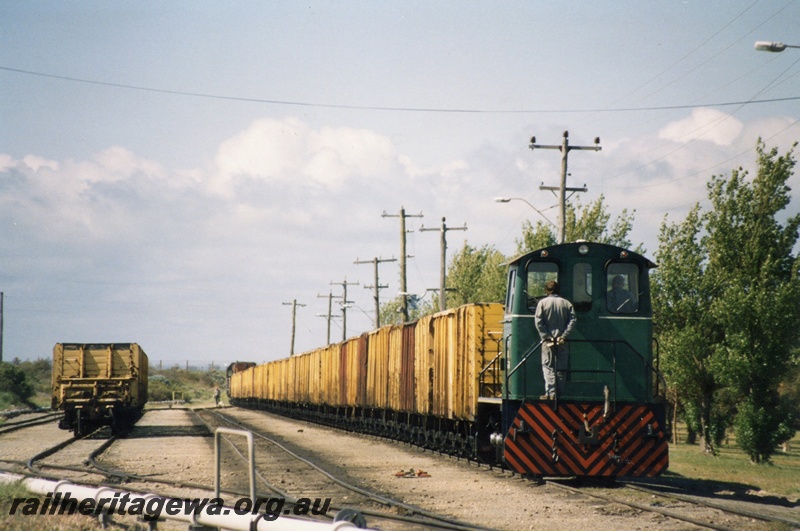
[479,350,504,376]
[506,339,545,379]
[478,350,505,398]
[652,336,665,397]
[576,337,667,393]
[505,339,546,401]
[504,337,665,401]
[569,338,664,402]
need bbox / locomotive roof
[506,241,657,269]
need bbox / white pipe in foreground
[1,473,367,530]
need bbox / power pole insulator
[355,256,397,328]
[330,279,359,341]
[420,217,467,311]
[530,131,601,244]
[382,206,423,322]
[282,299,306,356]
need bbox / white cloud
[212,117,398,196]
[91,146,164,182]
[399,154,468,180]
[0,154,13,172]
[658,108,743,146]
[22,154,58,172]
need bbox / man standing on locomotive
[534,280,577,400]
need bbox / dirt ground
[212,408,700,530]
[3,407,787,530]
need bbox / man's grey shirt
[534,294,577,340]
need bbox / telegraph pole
[530,131,601,244]
[282,299,306,355]
[331,279,359,340]
[382,207,423,322]
[355,256,397,328]
[420,217,467,311]
[316,291,340,345]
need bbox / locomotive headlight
[578,244,589,255]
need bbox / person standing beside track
[534,280,576,400]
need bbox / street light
[494,197,557,228]
[755,41,800,52]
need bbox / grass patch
[0,480,102,530]
[666,432,800,502]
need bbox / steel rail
[206,408,492,531]
[620,480,800,528]
[0,412,62,435]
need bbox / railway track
[24,424,135,483]
[198,408,490,530]
[223,406,800,531]
[544,478,800,531]
[0,411,62,436]
[3,407,795,530]
[5,407,478,529]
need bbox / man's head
[545,280,560,294]
[612,275,625,289]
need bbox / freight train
[229,242,669,478]
[226,361,256,399]
[52,343,148,436]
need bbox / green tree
[704,141,800,463]
[516,219,556,253]
[379,295,437,326]
[445,242,507,308]
[652,205,722,452]
[0,362,34,404]
[516,195,638,254]
[653,140,800,462]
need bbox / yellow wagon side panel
[366,328,390,409]
[413,314,435,417]
[321,343,340,406]
[387,325,404,412]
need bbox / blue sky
[1,1,798,366]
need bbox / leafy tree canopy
[653,140,799,462]
[515,195,639,255]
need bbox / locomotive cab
[498,242,668,478]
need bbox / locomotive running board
[503,402,668,477]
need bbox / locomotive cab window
[526,261,558,311]
[606,263,639,314]
[505,269,517,313]
[572,262,592,312]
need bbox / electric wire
[1,65,798,114]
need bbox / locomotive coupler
[579,413,600,445]
[511,420,532,442]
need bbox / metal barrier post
[215,427,256,504]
